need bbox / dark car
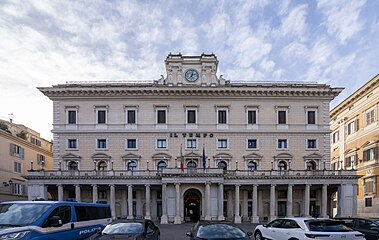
[186,221,252,240]
[334,217,379,240]
[87,219,160,240]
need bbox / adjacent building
[330,74,379,217]
[0,119,53,201]
[27,53,358,223]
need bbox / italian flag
[179,144,184,173]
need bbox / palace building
[27,53,358,223]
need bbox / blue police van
[0,201,112,239]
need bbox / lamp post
[58,161,62,171]
[271,161,274,170]
[30,162,34,171]
[111,161,114,171]
[93,160,97,171]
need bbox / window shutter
[363,150,368,161]
[374,146,378,161]
[355,154,358,165]
[355,119,359,131]
[9,143,14,156]
[20,147,24,159]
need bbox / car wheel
[157,233,160,240]
[288,238,299,240]
[254,230,264,240]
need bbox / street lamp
[93,160,97,171]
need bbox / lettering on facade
[170,133,214,138]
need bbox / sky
[0,0,378,140]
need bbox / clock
[185,69,199,82]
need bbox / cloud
[317,0,366,44]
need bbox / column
[110,184,116,219]
[304,184,311,217]
[227,190,233,220]
[57,184,63,201]
[121,190,127,218]
[269,184,276,221]
[160,183,168,224]
[251,184,259,223]
[145,185,151,219]
[234,185,241,223]
[321,184,328,218]
[352,184,358,217]
[218,183,225,220]
[151,190,157,220]
[75,184,81,202]
[287,184,293,217]
[92,184,98,203]
[242,190,248,221]
[205,182,211,220]
[127,184,134,220]
[174,183,181,224]
[136,191,143,218]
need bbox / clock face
[185,69,199,82]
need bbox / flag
[180,144,184,173]
[202,145,206,171]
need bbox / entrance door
[278,201,287,217]
[183,189,201,222]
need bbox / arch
[278,160,287,171]
[157,161,167,171]
[247,161,257,171]
[98,160,107,171]
[303,153,322,170]
[183,188,202,222]
[67,161,78,171]
[127,161,137,171]
[217,160,227,170]
[306,160,317,170]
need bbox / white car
[254,217,366,240]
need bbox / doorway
[278,201,287,217]
[184,189,201,222]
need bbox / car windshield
[0,203,52,226]
[196,224,247,239]
[102,222,144,235]
[307,221,353,232]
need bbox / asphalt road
[158,223,260,240]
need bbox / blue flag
[202,146,206,170]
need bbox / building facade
[27,53,358,223]
[0,119,53,201]
[330,74,379,217]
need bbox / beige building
[27,53,358,223]
[0,119,53,202]
[330,74,379,217]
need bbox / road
[158,223,259,240]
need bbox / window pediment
[243,153,263,159]
[62,153,81,160]
[184,152,201,158]
[122,152,141,160]
[213,152,232,160]
[361,140,379,149]
[151,153,171,160]
[303,153,323,159]
[92,153,111,160]
[344,148,358,155]
[274,153,293,159]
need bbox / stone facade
[330,74,379,218]
[27,53,358,223]
[0,119,53,201]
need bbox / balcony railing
[26,168,357,178]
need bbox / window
[97,110,107,124]
[306,161,317,170]
[363,147,377,161]
[127,161,137,171]
[68,139,78,149]
[127,110,136,124]
[218,110,227,124]
[10,144,24,159]
[97,139,107,149]
[307,139,317,149]
[247,139,258,149]
[345,155,356,168]
[283,220,301,229]
[347,120,358,135]
[365,197,373,207]
[68,161,78,171]
[247,161,257,171]
[11,183,25,195]
[365,108,376,126]
[157,139,167,149]
[217,161,227,170]
[365,180,374,194]
[98,161,107,171]
[307,110,316,124]
[332,131,339,143]
[187,110,196,124]
[187,139,197,149]
[157,161,167,171]
[247,110,257,124]
[278,110,287,124]
[278,161,287,171]
[187,161,197,168]
[217,139,228,149]
[157,110,167,124]
[14,162,22,173]
[126,139,137,149]
[37,154,45,166]
[67,110,77,124]
[277,139,288,149]
[74,206,111,221]
[30,137,41,146]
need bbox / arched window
[187,161,197,169]
[247,161,257,171]
[307,161,317,170]
[157,161,167,171]
[127,161,137,171]
[278,161,287,171]
[98,161,107,171]
[217,161,227,170]
[68,161,78,171]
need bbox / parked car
[186,221,252,239]
[254,217,366,240]
[86,219,160,240]
[334,217,379,240]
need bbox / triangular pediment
[61,153,81,160]
[274,153,293,159]
[151,153,172,160]
[344,148,358,154]
[184,152,201,158]
[303,153,323,159]
[243,153,263,159]
[121,152,141,160]
[361,140,379,148]
[213,152,233,159]
[91,153,111,160]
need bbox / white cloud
[317,0,366,43]
[277,4,309,39]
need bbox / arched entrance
[184,189,201,222]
